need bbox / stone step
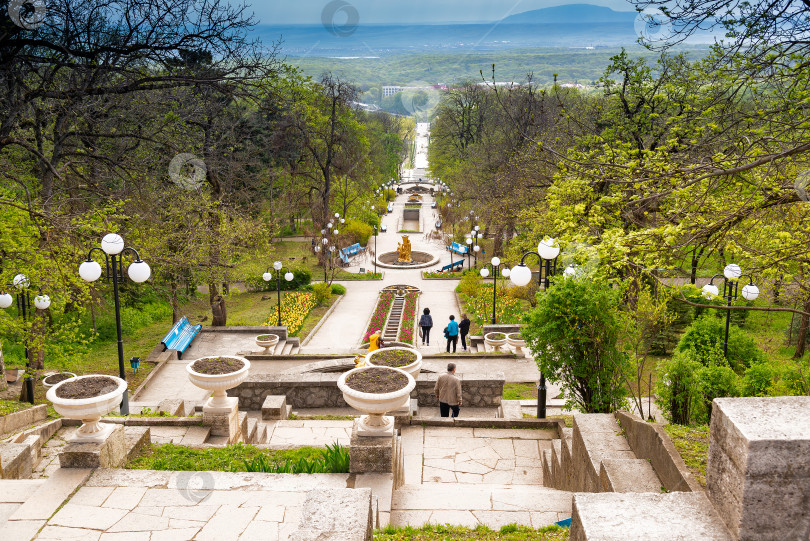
[179,425,211,446]
[282,341,293,355]
[391,483,573,529]
[551,439,563,490]
[600,459,662,493]
[572,414,636,493]
[246,418,258,444]
[273,339,287,356]
[541,448,554,488]
[291,345,300,355]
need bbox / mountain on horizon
[501,4,636,25]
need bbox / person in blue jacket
[445,315,459,353]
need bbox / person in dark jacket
[445,315,459,353]
[419,308,433,346]
[459,314,471,351]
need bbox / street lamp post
[701,264,760,358]
[509,238,561,419]
[263,262,294,326]
[373,225,378,276]
[465,237,473,271]
[0,275,51,403]
[79,233,151,415]
[479,257,510,324]
[509,238,561,290]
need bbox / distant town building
[382,86,405,97]
[382,84,447,97]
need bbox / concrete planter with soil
[187,355,250,410]
[46,375,127,442]
[365,346,423,379]
[484,332,508,352]
[255,334,279,353]
[42,372,77,388]
[505,333,526,356]
[337,366,415,436]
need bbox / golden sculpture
[397,235,412,263]
[408,194,422,202]
[354,354,366,368]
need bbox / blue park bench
[437,259,465,273]
[435,219,442,229]
[387,202,394,213]
[342,243,365,257]
[161,316,202,359]
[448,242,468,256]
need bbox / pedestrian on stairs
[434,363,462,417]
[419,308,433,346]
[445,315,459,353]
[459,314,471,351]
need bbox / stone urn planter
[46,375,127,442]
[484,332,508,352]
[506,333,526,356]
[365,346,423,379]
[186,355,250,410]
[42,372,77,388]
[338,366,415,436]
[255,334,279,353]
[5,368,21,384]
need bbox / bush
[505,283,539,307]
[456,272,482,297]
[655,351,704,425]
[699,361,739,422]
[343,218,373,246]
[312,282,332,306]
[741,361,779,397]
[245,269,312,292]
[677,316,765,374]
[522,277,629,413]
[330,284,346,295]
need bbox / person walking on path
[459,314,471,352]
[419,308,433,346]
[434,362,462,417]
[445,315,459,353]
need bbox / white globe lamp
[79,260,102,282]
[510,265,532,287]
[723,264,742,280]
[127,261,151,283]
[34,294,51,310]
[538,238,561,260]
[741,284,760,301]
[0,293,13,309]
[101,233,124,255]
[480,268,490,278]
[13,274,29,289]
[702,283,720,299]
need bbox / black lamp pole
[81,244,148,416]
[373,226,378,276]
[705,271,757,358]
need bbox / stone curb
[300,293,345,347]
[0,404,48,438]
[404,417,565,431]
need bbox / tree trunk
[208,282,219,306]
[793,298,810,359]
[211,295,227,326]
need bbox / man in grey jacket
[434,363,462,417]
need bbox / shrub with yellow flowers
[263,292,318,335]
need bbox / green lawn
[374,524,569,540]
[0,398,33,416]
[127,442,326,472]
[663,424,710,487]
[503,382,537,400]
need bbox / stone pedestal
[202,398,240,443]
[60,424,126,469]
[707,397,810,541]
[350,419,395,474]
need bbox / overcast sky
[248,0,637,25]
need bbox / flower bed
[398,292,418,344]
[460,284,526,333]
[263,292,318,335]
[363,291,394,342]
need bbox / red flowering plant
[398,292,418,344]
[363,291,395,342]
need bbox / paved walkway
[392,424,573,529]
[1,469,380,541]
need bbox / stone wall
[403,208,420,221]
[229,372,505,410]
[615,411,701,493]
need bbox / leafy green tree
[522,277,629,413]
[677,316,766,375]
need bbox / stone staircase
[268,336,301,355]
[383,295,406,342]
[542,414,662,493]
